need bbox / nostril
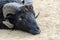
[37,27,39,29]
[22,0,25,4]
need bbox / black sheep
[0,0,40,35]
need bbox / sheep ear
[3,20,14,28]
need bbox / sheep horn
[3,2,24,18]
[35,12,40,19]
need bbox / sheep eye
[18,16,24,21]
[19,18,22,21]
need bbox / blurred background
[0,0,60,40]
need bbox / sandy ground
[0,0,60,40]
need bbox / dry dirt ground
[0,0,60,40]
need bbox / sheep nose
[29,27,41,35]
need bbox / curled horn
[2,3,24,28]
[3,20,14,28]
[3,2,24,18]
